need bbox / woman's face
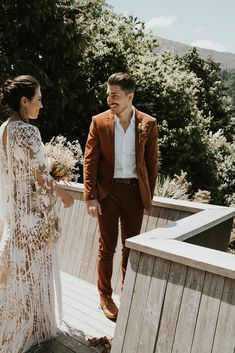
[21,86,43,119]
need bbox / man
[84,72,158,320]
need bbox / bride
[0,75,74,353]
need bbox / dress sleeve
[10,123,57,194]
[30,127,57,193]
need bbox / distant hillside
[156,37,235,71]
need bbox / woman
[0,75,74,352]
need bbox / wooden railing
[58,183,234,296]
[109,196,235,353]
[112,244,235,353]
[57,183,235,352]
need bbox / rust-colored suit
[84,108,158,296]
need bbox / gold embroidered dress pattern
[0,121,62,353]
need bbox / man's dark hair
[107,72,136,93]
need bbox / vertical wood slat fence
[112,240,235,353]
[110,199,235,353]
[57,183,233,296]
[57,183,235,353]
[57,182,215,295]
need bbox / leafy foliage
[180,48,234,141]
[129,50,221,197]
[155,171,211,204]
[220,69,235,111]
[0,0,98,145]
[208,130,235,205]
[0,0,234,205]
[155,171,191,200]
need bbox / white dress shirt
[113,109,137,178]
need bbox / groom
[84,72,158,320]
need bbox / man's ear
[20,96,28,106]
[128,92,134,101]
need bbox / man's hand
[86,199,102,218]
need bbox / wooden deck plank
[155,207,170,229]
[79,218,98,281]
[38,332,99,353]
[211,277,235,353]
[27,345,53,353]
[140,210,150,233]
[58,192,82,272]
[60,271,119,338]
[172,267,205,353]
[121,253,156,353]
[178,209,194,219]
[111,250,140,353]
[136,257,171,353]
[67,200,88,275]
[154,262,188,353]
[26,271,118,353]
[165,208,181,227]
[56,327,100,352]
[43,339,76,353]
[54,333,98,353]
[86,228,99,285]
[190,272,224,353]
[145,206,161,231]
[112,232,122,294]
[57,203,71,270]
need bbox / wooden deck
[28,271,119,353]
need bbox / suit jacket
[83,108,158,210]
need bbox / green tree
[126,50,219,197]
[220,69,235,113]
[0,0,234,204]
[77,10,219,195]
[180,48,234,141]
[0,0,106,146]
[208,131,235,206]
[80,11,158,114]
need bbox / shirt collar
[114,106,135,125]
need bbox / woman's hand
[56,186,74,208]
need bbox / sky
[106,0,235,54]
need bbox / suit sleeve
[145,120,158,198]
[83,117,100,201]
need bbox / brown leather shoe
[100,296,118,320]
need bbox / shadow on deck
[27,271,118,353]
[29,331,99,353]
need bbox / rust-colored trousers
[97,180,144,297]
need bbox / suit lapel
[105,111,115,164]
[135,109,143,161]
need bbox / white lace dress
[0,121,62,353]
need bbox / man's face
[106,84,133,116]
